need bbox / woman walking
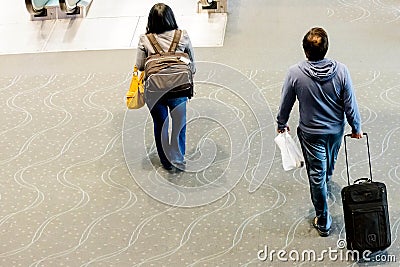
[136,3,196,171]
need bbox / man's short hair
[302,27,329,61]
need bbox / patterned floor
[1,0,400,266]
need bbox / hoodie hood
[298,58,338,82]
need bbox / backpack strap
[168,30,182,52]
[146,33,165,55]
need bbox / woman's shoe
[162,164,173,171]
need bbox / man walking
[276,27,363,237]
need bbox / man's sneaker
[312,217,330,237]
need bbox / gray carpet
[0,0,399,266]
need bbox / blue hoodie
[277,58,361,134]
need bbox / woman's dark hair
[146,3,178,34]
[302,27,329,61]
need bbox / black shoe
[312,217,330,237]
[172,161,186,171]
[162,164,173,171]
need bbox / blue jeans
[147,97,187,168]
[297,127,344,230]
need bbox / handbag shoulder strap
[168,30,182,52]
[146,33,165,55]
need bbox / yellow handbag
[126,66,145,109]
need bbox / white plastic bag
[274,132,305,171]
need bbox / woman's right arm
[136,35,147,71]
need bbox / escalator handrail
[25,0,47,15]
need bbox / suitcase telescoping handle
[344,132,373,185]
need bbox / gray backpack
[144,30,194,100]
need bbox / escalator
[25,0,92,19]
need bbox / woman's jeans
[148,97,187,168]
[297,127,344,230]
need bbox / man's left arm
[342,66,362,137]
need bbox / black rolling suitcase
[341,133,391,252]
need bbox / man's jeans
[148,97,187,168]
[297,127,344,230]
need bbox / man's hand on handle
[351,132,363,139]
